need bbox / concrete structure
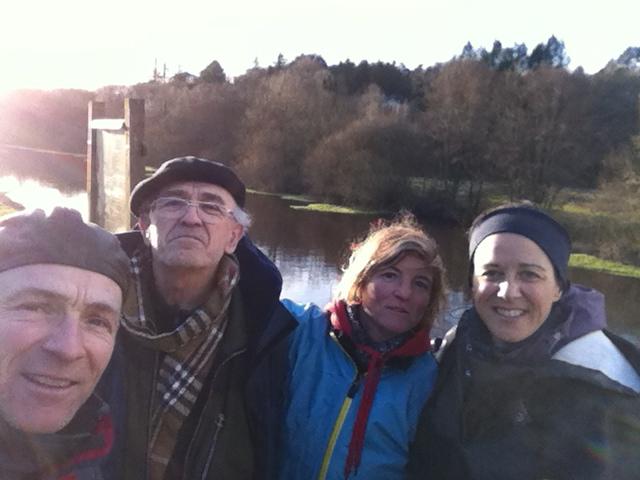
[87,99,144,232]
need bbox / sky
[1,0,638,92]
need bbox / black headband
[468,206,571,288]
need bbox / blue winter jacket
[279,300,438,480]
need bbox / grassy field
[248,189,385,214]
[570,254,640,279]
[471,186,640,278]
[246,189,314,203]
[290,202,384,215]
[551,182,640,273]
[257,182,640,278]
[1,181,637,278]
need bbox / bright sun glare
[1,0,639,92]
[0,176,88,218]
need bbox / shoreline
[247,189,640,280]
[1,190,638,280]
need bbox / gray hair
[232,206,252,233]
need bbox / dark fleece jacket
[0,395,112,480]
[407,284,640,480]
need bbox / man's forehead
[158,181,236,205]
[0,264,122,308]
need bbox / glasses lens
[198,202,226,219]
[154,197,187,215]
[152,197,231,223]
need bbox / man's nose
[180,203,204,225]
[42,317,84,361]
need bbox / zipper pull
[347,374,362,398]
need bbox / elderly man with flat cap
[99,156,296,480]
[0,207,129,479]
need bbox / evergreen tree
[200,60,226,83]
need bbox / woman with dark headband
[407,203,640,480]
[278,214,446,480]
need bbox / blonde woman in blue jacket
[278,214,446,479]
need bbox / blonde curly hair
[334,212,447,330]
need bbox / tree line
[1,37,639,222]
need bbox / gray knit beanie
[0,207,130,294]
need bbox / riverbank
[248,188,640,279]
[552,183,640,279]
[0,185,637,279]
[290,203,383,215]
[247,188,383,215]
[569,254,640,279]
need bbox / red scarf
[328,300,431,478]
[57,412,114,480]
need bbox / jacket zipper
[145,352,159,480]
[316,333,362,480]
[183,347,246,480]
[201,413,225,477]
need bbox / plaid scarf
[121,249,240,479]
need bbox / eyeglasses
[151,197,235,223]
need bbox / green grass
[246,189,314,203]
[280,193,314,203]
[290,203,384,215]
[484,193,510,206]
[246,188,382,215]
[213,182,640,275]
[569,254,640,279]
[246,188,281,197]
[558,202,594,216]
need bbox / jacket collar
[462,283,607,363]
[327,300,431,478]
[329,300,431,359]
[0,394,112,478]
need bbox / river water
[246,193,640,343]
[0,175,87,216]
[2,178,638,343]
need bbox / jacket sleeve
[281,299,325,327]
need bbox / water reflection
[1,183,636,343]
[246,193,472,338]
[248,194,371,305]
[0,176,87,217]
[246,193,640,343]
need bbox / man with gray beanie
[0,207,130,479]
[99,156,296,480]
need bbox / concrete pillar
[87,101,105,222]
[125,98,145,228]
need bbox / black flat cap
[130,156,246,215]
